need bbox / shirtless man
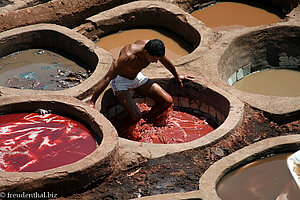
[88,39,186,125]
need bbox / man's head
[144,39,165,58]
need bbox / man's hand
[87,100,95,109]
[177,74,195,87]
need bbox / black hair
[144,39,165,57]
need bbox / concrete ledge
[0,95,118,195]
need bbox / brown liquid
[217,153,300,200]
[233,69,300,97]
[191,2,281,31]
[95,28,193,60]
[0,49,89,90]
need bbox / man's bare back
[114,39,159,80]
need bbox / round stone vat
[73,1,213,65]
[97,78,244,159]
[218,25,300,117]
[0,23,112,99]
[198,135,300,200]
[0,95,118,195]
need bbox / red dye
[113,103,214,144]
[0,113,97,172]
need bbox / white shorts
[110,72,148,92]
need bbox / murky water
[95,28,193,60]
[0,49,90,90]
[191,2,281,31]
[0,112,97,172]
[233,69,300,97]
[217,153,300,200]
[0,0,11,7]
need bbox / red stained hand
[177,74,195,87]
[88,101,95,109]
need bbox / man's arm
[88,62,118,107]
[159,56,182,86]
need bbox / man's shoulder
[133,39,148,45]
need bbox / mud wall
[0,0,298,33]
[156,79,230,117]
[261,0,299,13]
[188,0,299,14]
[0,0,133,32]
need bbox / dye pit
[217,153,300,200]
[95,28,193,60]
[110,103,215,144]
[191,1,281,31]
[0,112,97,172]
[233,69,300,97]
[0,49,90,90]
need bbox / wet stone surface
[56,104,300,199]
